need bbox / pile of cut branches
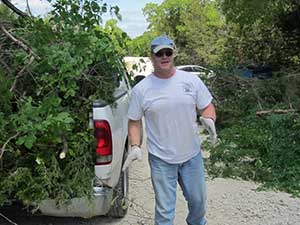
[0,0,124,206]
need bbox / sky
[11,0,163,38]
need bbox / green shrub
[205,71,300,196]
[0,0,124,206]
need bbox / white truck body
[38,71,132,218]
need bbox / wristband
[131,144,140,148]
[204,117,215,122]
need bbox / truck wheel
[108,148,129,217]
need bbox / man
[122,35,217,225]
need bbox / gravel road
[1,136,300,225]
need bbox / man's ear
[173,50,177,58]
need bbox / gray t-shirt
[127,69,212,164]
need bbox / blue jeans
[148,152,207,225]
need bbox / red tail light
[94,120,112,165]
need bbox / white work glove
[122,145,142,171]
[200,117,217,145]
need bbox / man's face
[151,48,175,72]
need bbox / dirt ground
[1,135,300,225]
[113,152,300,225]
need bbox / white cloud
[109,9,149,37]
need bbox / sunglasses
[154,49,173,57]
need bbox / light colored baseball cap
[150,36,175,54]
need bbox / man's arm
[200,103,216,121]
[122,119,143,171]
[128,119,142,146]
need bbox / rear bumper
[38,187,113,218]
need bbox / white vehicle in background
[177,65,216,79]
[123,56,153,84]
[37,66,132,218]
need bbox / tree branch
[0,55,13,76]
[0,24,38,58]
[10,54,35,92]
[0,132,20,160]
[256,109,298,117]
[26,0,34,17]
[59,135,69,159]
[1,0,28,17]
[0,213,18,225]
[0,25,40,92]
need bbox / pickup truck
[37,67,132,218]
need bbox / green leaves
[206,112,300,196]
[56,112,74,124]
[141,0,226,66]
[49,0,121,31]
[11,97,75,150]
[16,134,37,149]
[218,0,300,68]
[0,0,125,207]
[205,71,300,196]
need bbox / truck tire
[108,148,129,217]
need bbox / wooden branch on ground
[256,109,297,116]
